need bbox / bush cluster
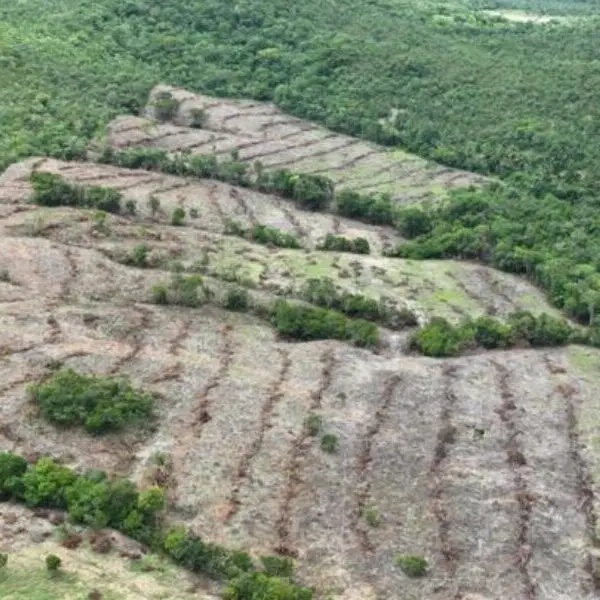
[224,220,302,249]
[0,451,312,598]
[317,233,370,255]
[335,190,395,225]
[410,311,584,357]
[300,278,417,329]
[29,369,155,435]
[29,172,122,214]
[271,300,379,347]
[0,453,163,543]
[151,273,211,308]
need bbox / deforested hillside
[1,87,600,598]
[102,85,487,204]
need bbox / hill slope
[1,96,600,598]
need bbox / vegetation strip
[0,451,313,599]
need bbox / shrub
[472,316,513,349]
[170,273,210,307]
[260,555,294,579]
[224,572,312,600]
[0,452,28,499]
[127,244,150,267]
[150,284,168,305]
[363,506,380,528]
[45,554,62,572]
[0,553,7,568]
[224,286,249,311]
[320,434,339,454]
[170,207,186,226]
[21,458,77,509]
[317,233,370,254]
[304,413,323,437]
[290,173,334,211]
[29,369,155,435]
[395,554,428,577]
[395,207,432,238]
[410,317,473,357]
[124,200,137,216]
[188,108,206,129]
[189,207,199,218]
[249,225,301,249]
[148,195,161,217]
[335,189,395,225]
[152,91,179,122]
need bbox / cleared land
[101,85,489,206]
[1,96,600,600]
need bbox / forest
[2,0,600,319]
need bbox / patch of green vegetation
[150,273,212,308]
[394,554,428,577]
[224,220,302,250]
[411,310,583,357]
[29,172,122,214]
[304,413,323,437]
[0,451,312,598]
[29,369,155,435]
[272,300,379,347]
[316,233,370,255]
[320,434,339,454]
[363,506,381,528]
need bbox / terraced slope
[1,130,600,599]
[102,85,489,205]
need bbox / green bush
[317,233,370,255]
[127,244,150,267]
[152,91,179,122]
[0,452,28,500]
[395,555,428,577]
[272,300,378,347]
[29,369,155,434]
[170,207,186,226]
[29,172,122,214]
[21,457,77,509]
[304,413,323,437]
[335,190,395,225]
[248,225,301,249]
[471,316,514,349]
[0,553,7,569]
[320,434,339,454]
[395,207,432,238]
[224,572,312,600]
[224,286,249,311]
[169,273,210,307]
[410,317,473,357]
[45,554,62,572]
[260,555,294,579]
[150,284,169,305]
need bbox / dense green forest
[2,0,600,320]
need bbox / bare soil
[1,97,599,600]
